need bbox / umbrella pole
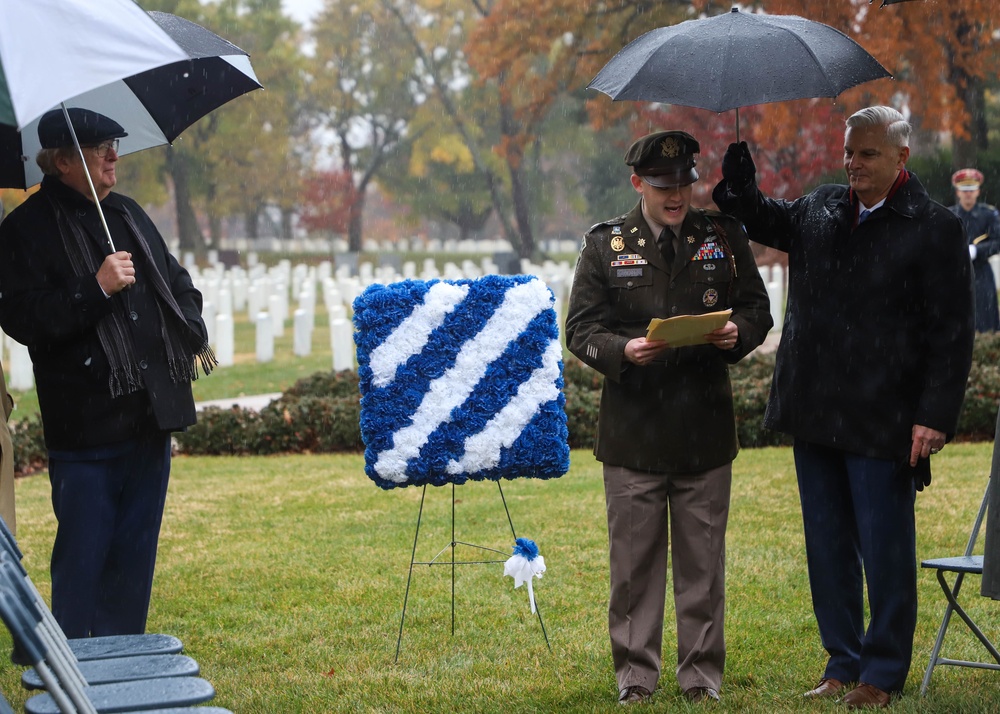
[60,104,117,253]
[735,107,740,144]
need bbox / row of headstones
[0,255,791,391]
[180,253,582,375]
[209,236,582,257]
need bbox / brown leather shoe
[802,677,845,698]
[842,683,891,709]
[618,685,652,705]
[684,686,720,703]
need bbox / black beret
[37,108,128,150]
[624,130,699,188]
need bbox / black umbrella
[0,11,261,192]
[588,7,891,141]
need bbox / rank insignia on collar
[686,235,696,244]
[638,238,646,247]
[610,236,625,251]
[630,227,639,233]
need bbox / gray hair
[846,106,911,148]
[35,147,77,177]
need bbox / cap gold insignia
[611,236,625,251]
[638,238,646,247]
[660,137,681,158]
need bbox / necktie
[858,209,871,225]
[658,228,677,267]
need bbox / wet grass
[1,446,998,711]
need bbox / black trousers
[48,431,172,638]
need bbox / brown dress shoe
[618,685,652,705]
[842,683,891,709]
[684,686,720,703]
[802,677,845,698]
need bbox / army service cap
[625,130,700,188]
[38,108,128,150]
[952,168,984,192]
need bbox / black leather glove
[897,457,932,492]
[721,141,756,189]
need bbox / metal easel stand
[394,480,551,662]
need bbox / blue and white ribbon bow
[504,537,546,613]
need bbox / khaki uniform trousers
[603,462,731,695]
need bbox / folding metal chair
[0,587,222,714]
[919,411,1000,695]
[0,560,200,691]
[0,518,183,662]
[0,690,16,714]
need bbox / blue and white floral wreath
[353,274,570,490]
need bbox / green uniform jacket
[565,201,773,473]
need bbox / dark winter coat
[0,177,207,450]
[712,171,974,462]
[565,201,773,473]
[949,201,1000,332]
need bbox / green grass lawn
[2,446,999,712]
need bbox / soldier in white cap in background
[950,168,1000,332]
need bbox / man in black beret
[566,130,772,705]
[0,108,215,638]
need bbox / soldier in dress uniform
[565,130,772,705]
[949,168,1000,332]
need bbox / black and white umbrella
[0,0,188,130]
[0,12,262,190]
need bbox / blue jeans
[793,440,917,693]
[48,431,171,638]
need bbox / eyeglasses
[87,139,120,158]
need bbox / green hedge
[10,333,1000,467]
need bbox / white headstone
[330,318,354,371]
[269,294,284,337]
[255,311,274,363]
[215,313,235,367]
[7,340,32,391]
[293,308,312,357]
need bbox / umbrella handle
[60,104,117,253]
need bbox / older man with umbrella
[0,108,215,638]
[713,106,974,708]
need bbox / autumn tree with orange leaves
[580,1,998,185]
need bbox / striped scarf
[47,195,216,398]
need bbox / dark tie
[858,208,871,224]
[657,228,677,268]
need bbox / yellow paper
[645,309,733,347]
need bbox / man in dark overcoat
[0,109,214,638]
[566,130,772,705]
[949,168,1000,332]
[713,105,975,708]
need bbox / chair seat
[921,555,984,574]
[22,653,199,689]
[67,633,184,661]
[25,676,215,714]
